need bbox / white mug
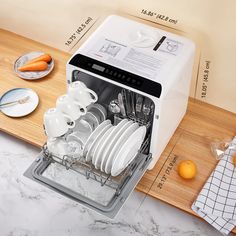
[56,94,86,121]
[68,81,98,107]
[44,108,75,138]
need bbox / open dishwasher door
[24,143,152,219]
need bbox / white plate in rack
[83,120,111,159]
[93,126,114,169]
[104,122,139,174]
[86,123,112,162]
[111,126,146,176]
[99,119,130,172]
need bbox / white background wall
[0,0,235,113]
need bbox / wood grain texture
[0,29,70,146]
[0,28,236,233]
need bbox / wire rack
[42,133,150,194]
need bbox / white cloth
[192,137,236,235]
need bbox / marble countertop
[0,132,232,236]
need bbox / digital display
[92,64,105,72]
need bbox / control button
[117,74,121,78]
[105,69,109,73]
[114,72,117,76]
[127,77,131,82]
[121,75,126,80]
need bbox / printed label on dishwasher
[158,38,183,56]
[87,38,168,79]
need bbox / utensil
[124,90,131,116]
[142,97,152,121]
[0,88,39,117]
[0,95,30,108]
[108,99,120,114]
[122,89,130,115]
[135,94,144,117]
[130,91,136,116]
[118,93,126,117]
[149,103,155,120]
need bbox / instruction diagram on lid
[158,38,183,56]
[88,37,167,80]
[99,43,121,57]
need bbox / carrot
[25,54,52,65]
[18,61,48,72]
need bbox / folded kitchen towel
[192,136,236,235]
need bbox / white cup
[56,94,86,121]
[74,119,93,134]
[47,137,83,159]
[68,81,98,108]
[47,137,70,157]
[44,108,75,138]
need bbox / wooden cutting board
[0,28,236,233]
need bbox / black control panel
[69,54,162,98]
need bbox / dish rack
[43,131,150,187]
[25,115,153,218]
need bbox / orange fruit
[178,160,197,180]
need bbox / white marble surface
[0,131,233,236]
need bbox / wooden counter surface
[1,28,236,233]
[0,29,70,147]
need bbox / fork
[0,96,30,108]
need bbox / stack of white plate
[83,119,146,176]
